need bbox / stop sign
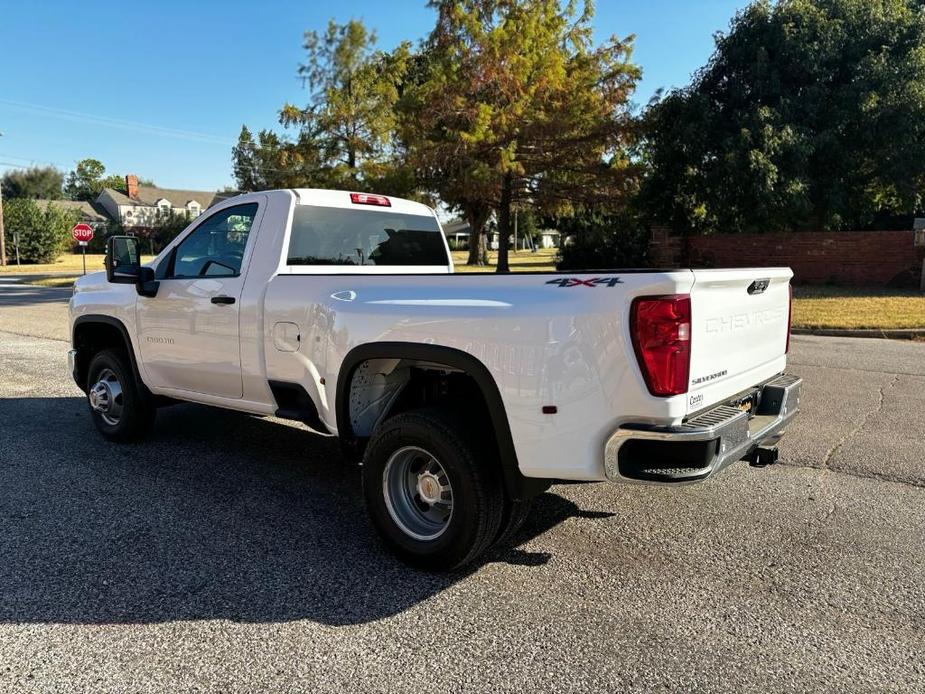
[71,223,94,243]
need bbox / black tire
[492,498,533,550]
[86,349,155,442]
[361,408,504,571]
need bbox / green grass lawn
[451,248,559,272]
[791,285,925,330]
[0,254,156,275]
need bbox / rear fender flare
[336,342,549,501]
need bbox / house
[537,229,560,249]
[442,219,472,247]
[443,218,561,251]
[488,228,560,250]
[96,175,233,231]
[34,199,110,228]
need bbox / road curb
[792,327,925,340]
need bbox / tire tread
[86,349,155,442]
[362,408,504,571]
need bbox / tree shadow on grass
[0,396,613,626]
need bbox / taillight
[786,284,793,353]
[350,192,391,207]
[630,295,692,397]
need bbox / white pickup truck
[69,189,802,570]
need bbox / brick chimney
[125,174,139,199]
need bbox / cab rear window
[287,205,448,267]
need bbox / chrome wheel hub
[383,446,454,541]
[416,472,443,505]
[89,368,124,426]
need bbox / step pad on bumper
[604,374,802,484]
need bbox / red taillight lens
[786,284,793,353]
[350,193,391,207]
[630,295,692,397]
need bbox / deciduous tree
[0,166,64,200]
[403,0,641,271]
[1,198,78,263]
[641,0,925,234]
[233,19,413,194]
[64,159,106,200]
[64,159,150,200]
[232,126,326,190]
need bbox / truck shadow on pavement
[0,395,613,627]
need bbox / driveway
[0,284,923,692]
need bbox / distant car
[68,189,802,570]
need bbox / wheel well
[73,321,131,391]
[336,343,551,501]
[347,358,494,440]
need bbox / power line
[0,98,236,146]
[0,154,63,168]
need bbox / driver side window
[168,203,258,278]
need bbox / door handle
[211,295,236,305]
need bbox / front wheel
[361,409,504,571]
[86,349,155,442]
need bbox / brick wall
[649,228,925,287]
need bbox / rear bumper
[604,374,802,484]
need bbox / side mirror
[105,235,141,284]
[105,235,159,297]
[136,266,159,298]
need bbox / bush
[554,210,650,270]
[78,219,119,253]
[2,198,78,264]
[145,212,193,255]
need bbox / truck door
[135,201,264,399]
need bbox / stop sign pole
[71,223,95,276]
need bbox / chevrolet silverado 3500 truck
[69,189,802,570]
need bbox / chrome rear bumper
[604,374,802,484]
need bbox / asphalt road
[1,282,924,693]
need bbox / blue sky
[0,0,746,192]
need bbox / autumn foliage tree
[233,19,413,194]
[402,0,641,270]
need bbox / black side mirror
[105,235,159,297]
[105,236,141,284]
[136,266,159,298]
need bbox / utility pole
[0,131,6,266]
[0,176,5,266]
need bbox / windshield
[287,205,448,267]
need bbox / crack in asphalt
[819,373,900,468]
[778,373,925,490]
[0,328,68,343]
[787,361,925,378]
[780,460,925,490]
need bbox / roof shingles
[101,185,234,209]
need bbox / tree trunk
[496,172,513,273]
[347,147,357,184]
[466,226,486,265]
[466,205,490,265]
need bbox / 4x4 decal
[546,277,623,288]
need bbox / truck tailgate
[687,268,792,413]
